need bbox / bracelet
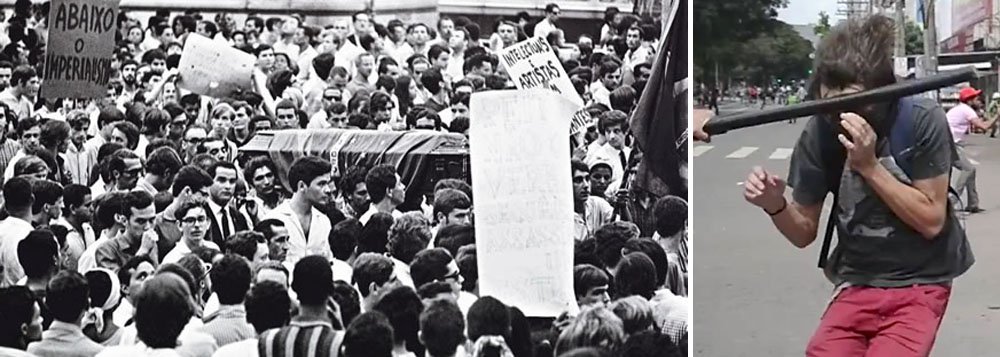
[765,198,788,216]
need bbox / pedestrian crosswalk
[695,145,794,160]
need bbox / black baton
[704,67,979,135]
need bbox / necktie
[220,208,231,239]
[619,150,628,172]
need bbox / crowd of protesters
[0,1,688,357]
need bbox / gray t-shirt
[787,97,973,288]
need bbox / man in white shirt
[211,280,292,357]
[358,164,406,225]
[0,65,38,120]
[533,4,562,40]
[162,202,220,265]
[585,110,632,188]
[589,62,622,108]
[0,177,36,287]
[445,28,469,81]
[264,156,336,264]
[205,162,251,248]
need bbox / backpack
[816,96,964,268]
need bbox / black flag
[630,0,688,200]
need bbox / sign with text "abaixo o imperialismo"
[41,0,120,99]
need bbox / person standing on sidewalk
[946,87,994,213]
[743,15,973,356]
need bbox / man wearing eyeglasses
[182,125,209,161]
[162,201,219,265]
[533,4,561,40]
[94,190,159,272]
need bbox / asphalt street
[692,101,1000,356]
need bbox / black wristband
[765,198,788,216]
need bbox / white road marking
[769,148,794,160]
[693,145,714,157]
[726,146,758,159]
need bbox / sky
[776,0,842,25]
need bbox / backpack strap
[816,116,846,268]
[890,96,917,177]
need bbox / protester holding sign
[0,2,687,357]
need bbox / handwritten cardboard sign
[469,89,580,317]
[498,36,584,107]
[176,34,256,98]
[41,0,120,99]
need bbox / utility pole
[894,0,906,58]
[922,0,938,76]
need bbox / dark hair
[358,213,393,255]
[609,86,637,113]
[420,299,466,357]
[434,179,472,201]
[653,195,687,237]
[141,48,167,65]
[288,156,332,190]
[394,76,414,116]
[245,280,291,334]
[623,238,669,288]
[30,179,63,215]
[45,270,90,323]
[344,311,395,357]
[292,255,333,305]
[63,184,90,212]
[111,121,140,150]
[134,274,194,348]
[594,222,639,269]
[94,191,128,231]
[254,218,286,242]
[420,69,445,95]
[808,15,897,99]
[467,296,510,341]
[123,190,154,218]
[312,52,336,81]
[352,252,394,297]
[39,120,70,149]
[224,231,264,262]
[10,65,36,86]
[332,280,361,326]
[416,281,453,300]
[372,286,424,355]
[210,254,252,305]
[147,146,182,177]
[409,248,454,289]
[614,253,657,299]
[434,224,475,258]
[573,264,610,297]
[597,110,628,134]
[455,245,477,293]
[338,165,369,197]
[432,189,470,224]
[16,116,39,138]
[171,165,214,197]
[18,229,58,278]
[365,164,398,203]
[621,330,679,357]
[0,286,37,349]
[117,254,156,293]
[330,218,361,261]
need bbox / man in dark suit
[206,161,250,248]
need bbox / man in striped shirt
[256,256,344,357]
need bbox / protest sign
[41,0,120,99]
[469,89,580,317]
[498,36,584,107]
[570,108,596,135]
[176,34,257,98]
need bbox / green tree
[737,20,813,84]
[905,21,924,55]
[814,11,832,37]
[694,0,788,83]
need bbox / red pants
[806,284,951,357]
